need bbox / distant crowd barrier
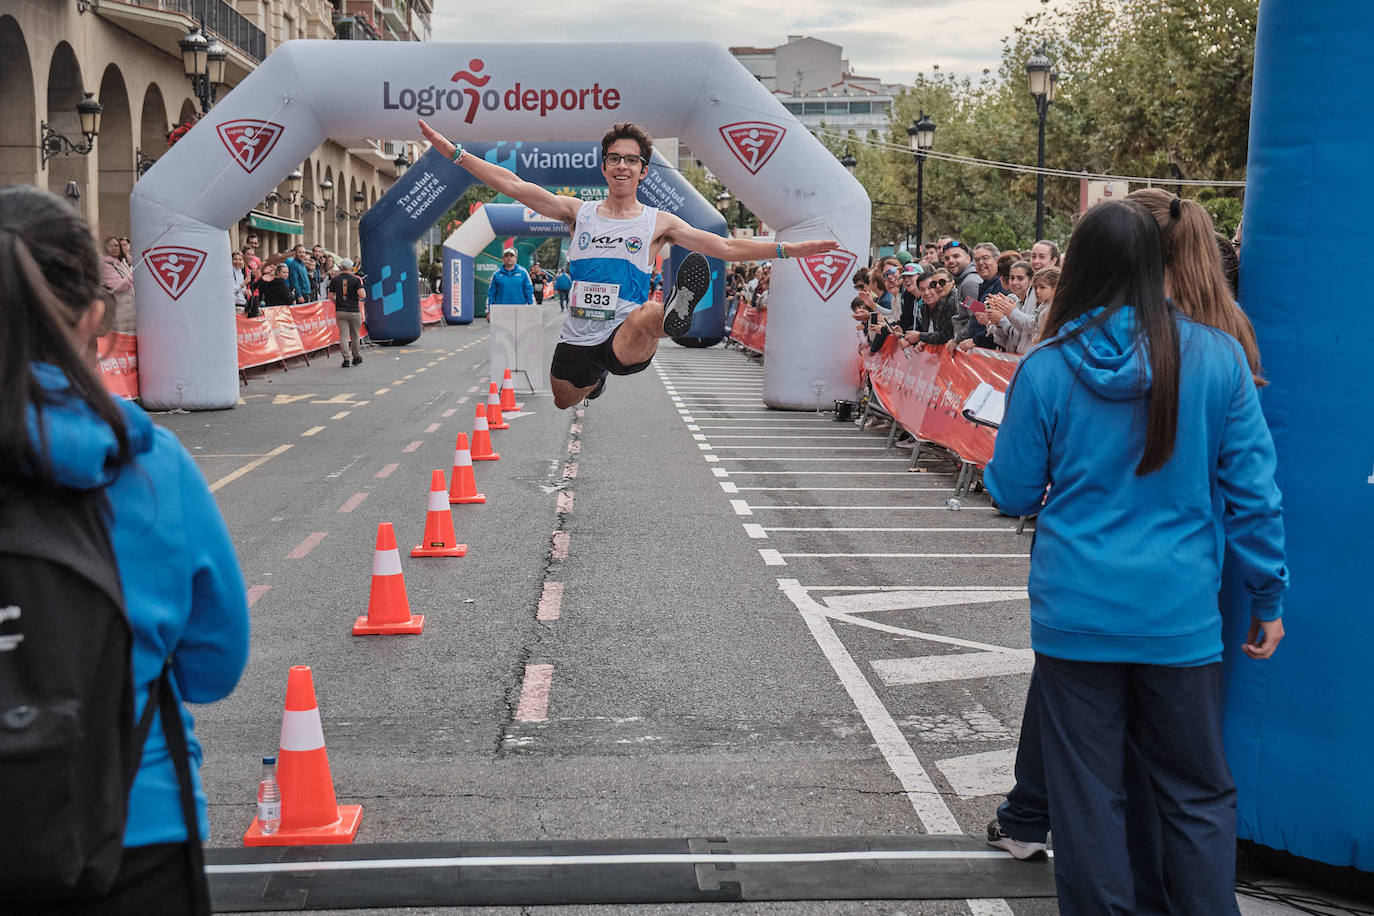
[98,295,445,399]
[858,333,1019,479]
[727,303,767,355]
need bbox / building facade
[1,0,431,260]
[731,35,898,137]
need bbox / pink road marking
[442,408,457,418]
[575,408,585,419]
[551,531,570,559]
[569,423,583,435]
[515,664,553,721]
[457,396,469,404]
[247,585,271,608]
[425,423,441,433]
[564,461,578,479]
[557,491,574,515]
[337,492,369,513]
[567,441,581,455]
[466,386,479,393]
[537,582,564,621]
[403,440,422,453]
[287,532,327,559]
[376,463,399,478]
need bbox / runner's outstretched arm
[418,120,580,225]
[660,213,840,262]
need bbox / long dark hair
[0,186,129,485]
[1041,200,1179,475]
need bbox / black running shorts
[550,324,652,389]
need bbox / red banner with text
[859,333,1020,468]
[421,293,443,325]
[730,305,767,353]
[96,333,139,400]
[290,300,339,352]
[237,312,285,369]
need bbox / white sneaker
[986,819,1048,860]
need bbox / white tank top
[561,199,658,345]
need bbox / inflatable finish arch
[130,41,870,410]
[1221,0,1374,874]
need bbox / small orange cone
[448,433,485,504]
[244,665,363,846]
[470,406,500,461]
[486,382,509,430]
[500,369,519,413]
[353,523,424,635]
[411,470,467,558]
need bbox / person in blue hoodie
[2,186,250,913]
[486,247,534,309]
[984,200,1287,914]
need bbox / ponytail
[1126,188,1266,385]
[0,187,129,484]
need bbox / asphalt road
[160,301,1299,915]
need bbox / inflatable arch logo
[799,250,857,301]
[216,120,286,174]
[142,247,208,301]
[130,41,870,410]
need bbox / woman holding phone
[985,200,1286,912]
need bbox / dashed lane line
[209,444,293,493]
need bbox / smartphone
[962,296,987,314]
[868,312,880,326]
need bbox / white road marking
[779,578,962,833]
[762,527,1017,533]
[711,468,729,478]
[823,589,1028,614]
[720,482,739,493]
[759,549,787,566]
[730,499,752,516]
[871,650,1035,686]
[776,552,1027,562]
[934,749,1019,801]
[743,524,768,539]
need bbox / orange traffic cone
[470,406,500,461]
[500,369,519,413]
[243,665,363,846]
[353,522,424,635]
[448,433,485,504]
[411,470,467,558]
[486,382,509,430]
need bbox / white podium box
[488,304,544,393]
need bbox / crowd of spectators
[232,237,345,316]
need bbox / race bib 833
[570,281,619,320]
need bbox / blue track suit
[487,265,533,305]
[26,363,251,848]
[286,257,312,302]
[985,307,1286,914]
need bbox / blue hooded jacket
[985,307,1287,666]
[26,364,250,846]
[487,264,534,305]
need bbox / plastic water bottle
[256,756,281,835]
[946,497,962,511]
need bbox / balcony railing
[127,0,266,61]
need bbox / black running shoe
[662,252,711,338]
[586,369,608,401]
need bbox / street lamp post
[180,26,227,113]
[40,91,104,170]
[906,112,935,248]
[715,189,732,232]
[840,148,857,176]
[1026,48,1057,240]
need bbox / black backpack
[0,483,202,906]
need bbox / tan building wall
[0,0,410,262]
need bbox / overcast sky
[431,0,1051,86]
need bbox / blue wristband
[451,143,465,163]
[776,242,787,259]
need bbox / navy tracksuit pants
[1001,656,1239,915]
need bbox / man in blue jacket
[487,247,534,309]
[285,244,312,303]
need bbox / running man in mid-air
[418,119,840,408]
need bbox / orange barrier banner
[290,300,338,353]
[860,333,1020,468]
[420,293,443,325]
[237,312,285,369]
[730,304,767,353]
[97,333,139,400]
[265,306,306,360]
